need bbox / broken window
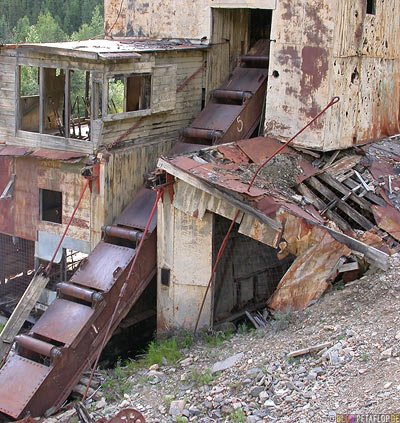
[19,66,40,132]
[107,74,151,115]
[366,0,376,15]
[69,70,91,140]
[40,189,62,224]
[17,66,93,141]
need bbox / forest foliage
[0,0,104,44]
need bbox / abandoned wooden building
[0,0,399,419]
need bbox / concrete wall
[157,191,214,331]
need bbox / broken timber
[287,342,333,358]
[0,270,49,366]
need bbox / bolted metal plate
[31,298,94,346]
[219,67,267,94]
[115,187,157,232]
[190,103,243,133]
[0,355,50,418]
[70,241,136,292]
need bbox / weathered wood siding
[265,0,400,151]
[104,0,276,39]
[0,54,16,143]
[325,0,400,149]
[207,9,250,94]
[100,50,205,148]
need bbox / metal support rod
[194,209,241,336]
[247,96,340,192]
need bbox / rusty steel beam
[102,225,144,243]
[210,89,252,103]
[16,335,61,360]
[57,282,104,304]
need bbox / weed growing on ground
[230,408,246,422]
[198,328,234,346]
[142,338,182,366]
[101,361,132,402]
[361,351,369,362]
[237,322,253,335]
[0,323,4,334]
[175,417,188,423]
[189,369,214,386]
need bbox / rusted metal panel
[31,149,87,161]
[115,187,157,232]
[0,356,50,419]
[268,229,351,311]
[70,242,136,292]
[372,205,400,242]
[32,299,95,346]
[0,146,32,156]
[265,0,334,150]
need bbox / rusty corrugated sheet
[0,146,32,156]
[30,149,87,161]
[268,228,351,311]
[372,205,400,242]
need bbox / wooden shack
[0,39,207,303]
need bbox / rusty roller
[102,225,144,243]
[210,89,252,103]
[240,55,269,67]
[181,127,222,141]
[16,335,62,360]
[57,282,104,304]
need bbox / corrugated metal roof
[0,146,87,161]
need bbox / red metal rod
[194,209,241,336]
[126,189,162,280]
[45,180,89,275]
[247,96,340,192]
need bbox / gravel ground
[49,256,400,423]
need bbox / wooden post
[0,270,50,366]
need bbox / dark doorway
[250,9,272,48]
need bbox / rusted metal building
[105,0,400,150]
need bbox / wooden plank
[343,178,387,206]
[306,177,375,230]
[0,271,50,365]
[287,342,333,358]
[297,183,354,235]
[323,226,389,270]
[318,172,372,212]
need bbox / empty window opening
[69,70,91,139]
[43,68,66,137]
[40,189,62,224]
[19,66,40,132]
[108,74,151,115]
[366,0,376,15]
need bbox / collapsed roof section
[157,136,400,311]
